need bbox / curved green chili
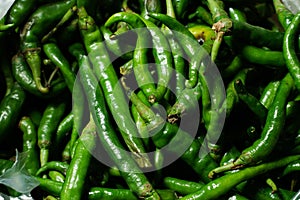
[12,53,66,98]
[183,155,300,200]
[19,116,39,175]
[60,117,97,200]
[78,54,160,199]
[20,0,76,93]
[38,97,67,166]
[209,73,294,177]
[78,8,151,168]
[0,82,26,142]
[283,12,300,92]
[36,161,69,177]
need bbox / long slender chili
[283,12,300,92]
[78,8,151,168]
[78,54,160,199]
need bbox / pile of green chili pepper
[0,0,300,199]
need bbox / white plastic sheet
[0,0,15,20]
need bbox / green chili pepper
[100,26,134,60]
[182,155,300,200]
[62,140,71,162]
[148,12,207,88]
[231,20,284,50]
[48,170,65,183]
[209,73,294,177]
[36,161,69,177]
[167,81,201,123]
[188,6,214,26]
[35,177,62,196]
[163,177,204,195]
[38,97,67,166]
[241,45,285,68]
[78,54,160,199]
[259,80,281,109]
[283,12,300,92]
[188,25,216,55]
[234,79,268,124]
[206,0,232,61]
[11,53,67,98]
[139,0,162,23]
[282,160,300,177]
[229,7,247,22]
[20,0,76,93]
[221,55,243,79]
[273,0,294,30]
[43,42,76,92]
[105,11,157,102]
[0,82,26,143]
[54,113,73,151]
[60,117,97,200]
[41,6,77,43]
[137,15,173,101]
[78,8,151,168]
[19,116,39,175]
[0,0,37,31]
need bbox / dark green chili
[11,53,67,98]
[20,0,76,93]
[19,116,39,175]
[234,79,268,124]
[0,82,26,142]
[0,0,37,31]
[209,73,294,177]
[38,97,67,166]
[148,12,207,88]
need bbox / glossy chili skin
[19,116,39,175]
[209,73,294,176]
[105,12,157,102]
[231,20,284,51]
[125,87,218,183]
[136,15,173,102]
[36,161,69,177]
[38,97,67,166]
[78,54,160,199]
[11,53,67,98]
[0,82,26,143]
[182,155,300,200]
[78,8,151,168]
[60,118,97,200]
[43,42,76,92]
[163,177,204,195]
[273,0,294,30]
[241,45,285,68]
[283,12,300,92]
[52,112,73,155]
[148,12,207,89]
[0,0,37,30]
[20,0,76,93]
